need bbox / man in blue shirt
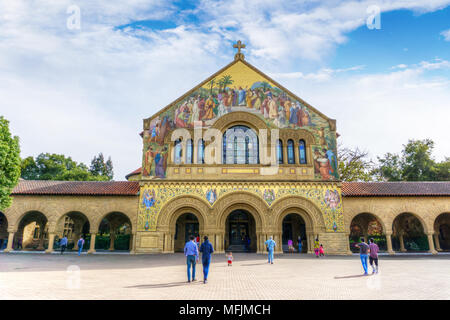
[265,236,276,264]
[60,236,68,255]
[199,236,214,284]
[184,235,199,283]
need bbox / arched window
[287,139,295,164]
[277,140,283,164]
[197,139,205,164]
[299,140,307,164]
[186,139,193,164]
[223,125,259,164]
[174,139,182,164]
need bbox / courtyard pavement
[0,252,449,300]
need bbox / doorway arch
[281,213,307,253]
[225,209,257,252]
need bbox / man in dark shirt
[355,237,370,275]
[199,236,214,284]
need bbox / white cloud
[440,28,450,41]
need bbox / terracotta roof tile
[125,167,142,179]
[342,181,450,197]
[12,180,140,196]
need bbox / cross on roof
[233,40,246,60]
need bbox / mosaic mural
[138,183,344,233]
[142,61,339,180]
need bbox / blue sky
[0,0,449,180]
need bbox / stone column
[275,233,283,253]
[307,233,314,254]
[109,232,115,251]
[129,233,136,254]
[45,233,55,253]
[399,234,406,252]
[282,144,288,164]
[3,232,15,253]
[385,232,395,255]
[434,233,442,251]
[88,233,96,254]
[73,233,80,251]
[427,232,437,254]
[37,231,45,251]
[345,233,352,255]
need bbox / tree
[338,145,374,181]
[21,153,113,181]
[89,153,114,180]
[0,116,21,210]
[375,139,448,181]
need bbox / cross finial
[233,40,246,60]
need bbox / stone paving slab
[0,253,449,300]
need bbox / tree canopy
[0,116,21,210]
[375,139,449,181]
[21,153,114,181]
[338,139,448,182]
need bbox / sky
[0,0,449,180]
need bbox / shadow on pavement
[125,281,199,289]
[334,274,373,279]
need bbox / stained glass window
[277,140,283,164]
[223,126,259,164]
[174,139,182,164]
[287,139,295,164]
[186,139,193,164]
[299,140,307,164]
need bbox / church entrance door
[225,209,256,252]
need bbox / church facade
[1,44,449,255]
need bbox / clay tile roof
[125,167,142,180]
[342,181,450,197]
[12,180,140,196]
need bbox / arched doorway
[282,213,307,253]
[392,213,427,252]
[225,209,256,252]
[0,212,8,250]
[97,212,132,251]
[56,212,90,252]
[349,213,385,253]
[174,213,199,252]
[434,213,450,251]
[16,211,48,251]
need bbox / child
[319,244,325,257]
[227,252,233,266]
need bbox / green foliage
[338,146,374,182]
[21,152,113,181]
[89,153,113,180]
[0,116,21,210]
[375,139,449,181]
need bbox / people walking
[297,236,302,253]
[355,237,370,275]
[264,236,276,264]
[77,236,85,256]
[60,235,68,255]
[227,252,233,266]
[369,238,379,274]
[184,235,199,283]
[199,236,214,284]
[314,238,320,258]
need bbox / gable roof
[143,56,336,130]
